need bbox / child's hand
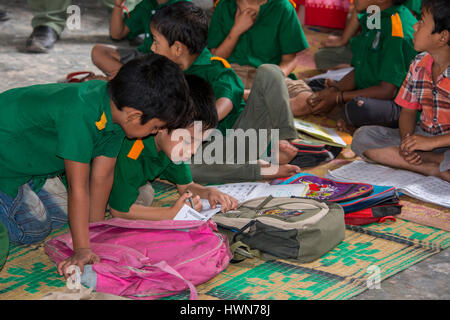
[57,248,100,279]
[234,7,258,34]
[307,88,339,115]
[206,188,239,213]
[402,134,436,153]
[172,192,203,216]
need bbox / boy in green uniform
[150,2,303,183]
[109,75,239,220]
[207,0,313,117]
[91,0,188,79]
[315,0,422,71]
[307,0,418,131]
[0,54,191,276]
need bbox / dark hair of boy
[392,0,407,5]
[150,2,208,54]
[185,74,218,130]
[107,53,192,130]
[422,0,450,44]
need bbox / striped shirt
[395,52,450,135]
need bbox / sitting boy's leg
[352,126,447,179]
[135,183,155,207]
[0,182,54,244]
[314,44,353,71]
[230,64,299,164]
[91,44,122,77]
[342,96,401,129]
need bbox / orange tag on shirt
[211,56,231,69]
[95,112,107,130]
[127,139,144,160]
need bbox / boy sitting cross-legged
[307,0,418,131]
[109,74,239,220]
[150,1,304,184]
[351,0,450,182]
[91,0,189,79]
[0,53,192,276]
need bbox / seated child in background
[351,0,450,182]
[91,0,188,79]
[0,54,192,276]
[109,74,239,220]
[314,0,422,71]
[207,0,313,117]
[150,2,304,184]
[307,0,418,130]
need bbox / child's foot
[337,118,356,135]
[277,140,298,164]
[260,161,301,180]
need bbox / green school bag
[212,196,345,263]
[0,222,9,270]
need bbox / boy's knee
[350,126,379,157]
[256,64,284,81]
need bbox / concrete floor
[1,0,449,300]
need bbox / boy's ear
[173,40,188,57]
[125,108,143,123]
[439,30,450,47]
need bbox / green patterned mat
[0,180,449,300]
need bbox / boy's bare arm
[398,107,417,139]
[279,53,298,77]
[89,156,117,222]
[342,81,397,103]
[57,159,99,277]
[215,97,234,121]
[210,8,257,58]
[110,0,131,40]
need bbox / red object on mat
[305,0,350,29]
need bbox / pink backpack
[44,218,232,300]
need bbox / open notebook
[326,160,450,208]
[174,182,309,221]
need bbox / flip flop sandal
[65,71,95,83]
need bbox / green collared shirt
[207,0,309,68]
[109,136,193,213]
[351,5,418,90]
[185,48,246,135]
[124,0,189,54]
[0,80,125,198]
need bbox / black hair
[421,0,450,43]
[107,53,192,130]
[151,2,208,55]
[185,74,218,130]
[392,0,407,5]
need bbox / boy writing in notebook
[109,75,239,220]
[150,2,304,184]
[306,0,418,130]
[0,54,192,276]
[351,0,450,182]
[207,0,313,117]
[91,0,188,79]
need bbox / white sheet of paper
[173,204,222,221]
[326,160,450,208]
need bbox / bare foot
[439,170,450,182]
[337,118,356,135]
[260,162,301,180]
[277,140,298,165]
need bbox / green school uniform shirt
[207,0,309,68]
[0,80,125,198]
[185,48,246,135]
[124,0,190,54]
[108,136,193,213]
[405,0,422,17]
[350,5,418,90]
